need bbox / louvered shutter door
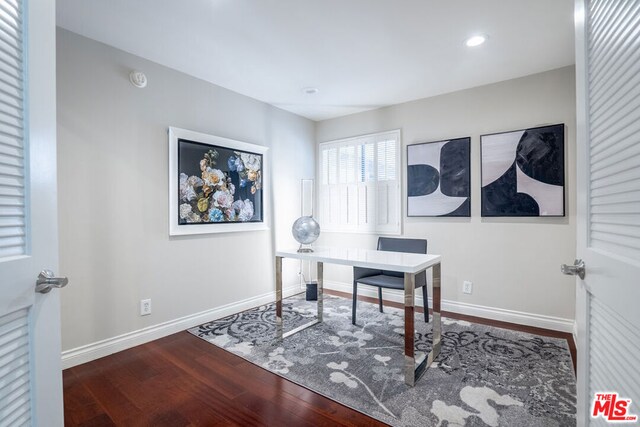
[589,297,640,421]
[587,0,640,411]
[0,0,25,260]
[588,0,640,261]
[0,1,31,424]
[0,309,31,426]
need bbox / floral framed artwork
[169,127,269,235]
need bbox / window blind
[319,130,400,234]
[0,0,25,260]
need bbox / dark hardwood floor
[64,290,576,426]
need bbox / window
[318,130,401,234]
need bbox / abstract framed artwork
[481,124,565,217]
[169,127,269,235]
[407,137,471,217]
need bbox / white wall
[56,29,314,360]
[315,66,577,330]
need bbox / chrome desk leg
[276,256,283,339]
[276,257,323,340]
[404,271,416,386]
[428,262,442,368]
[317,261,323,322]
[405,262,442,386]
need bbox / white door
[574,0,640,425]
[0,0,63,425]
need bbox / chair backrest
[377,237,427,277]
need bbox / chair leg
[378,287,384,313]
[422,285,429,323]
[352,281,358,325]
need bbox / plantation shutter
[0,0,26,260]
[0,309,31,425]
[358,142,376,228]
[586,0,640,410]
[375,138,399,233]
[321,147,339,229]
[318,130,400,234]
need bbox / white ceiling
[56,0,575,121]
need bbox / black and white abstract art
[481,124,565,217]
[407,138,470,217]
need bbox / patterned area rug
[188,294,576,426]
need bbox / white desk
[275,247,442,386]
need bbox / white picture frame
[168,127,270,236]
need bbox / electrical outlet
[140,299,151,316]
[463,281,473,294]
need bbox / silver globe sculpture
[292,216,320,252]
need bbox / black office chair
[352,237,429,325]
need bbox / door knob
[35,270,69,294]
[561,259,585,280]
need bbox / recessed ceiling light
[302,87,319,95]
[465,35,487,47]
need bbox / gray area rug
[188,294,576,426]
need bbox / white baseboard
[325,280,575,333]
[63,280,575,370]
[572,321,578,346]
[61,284,302,369]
